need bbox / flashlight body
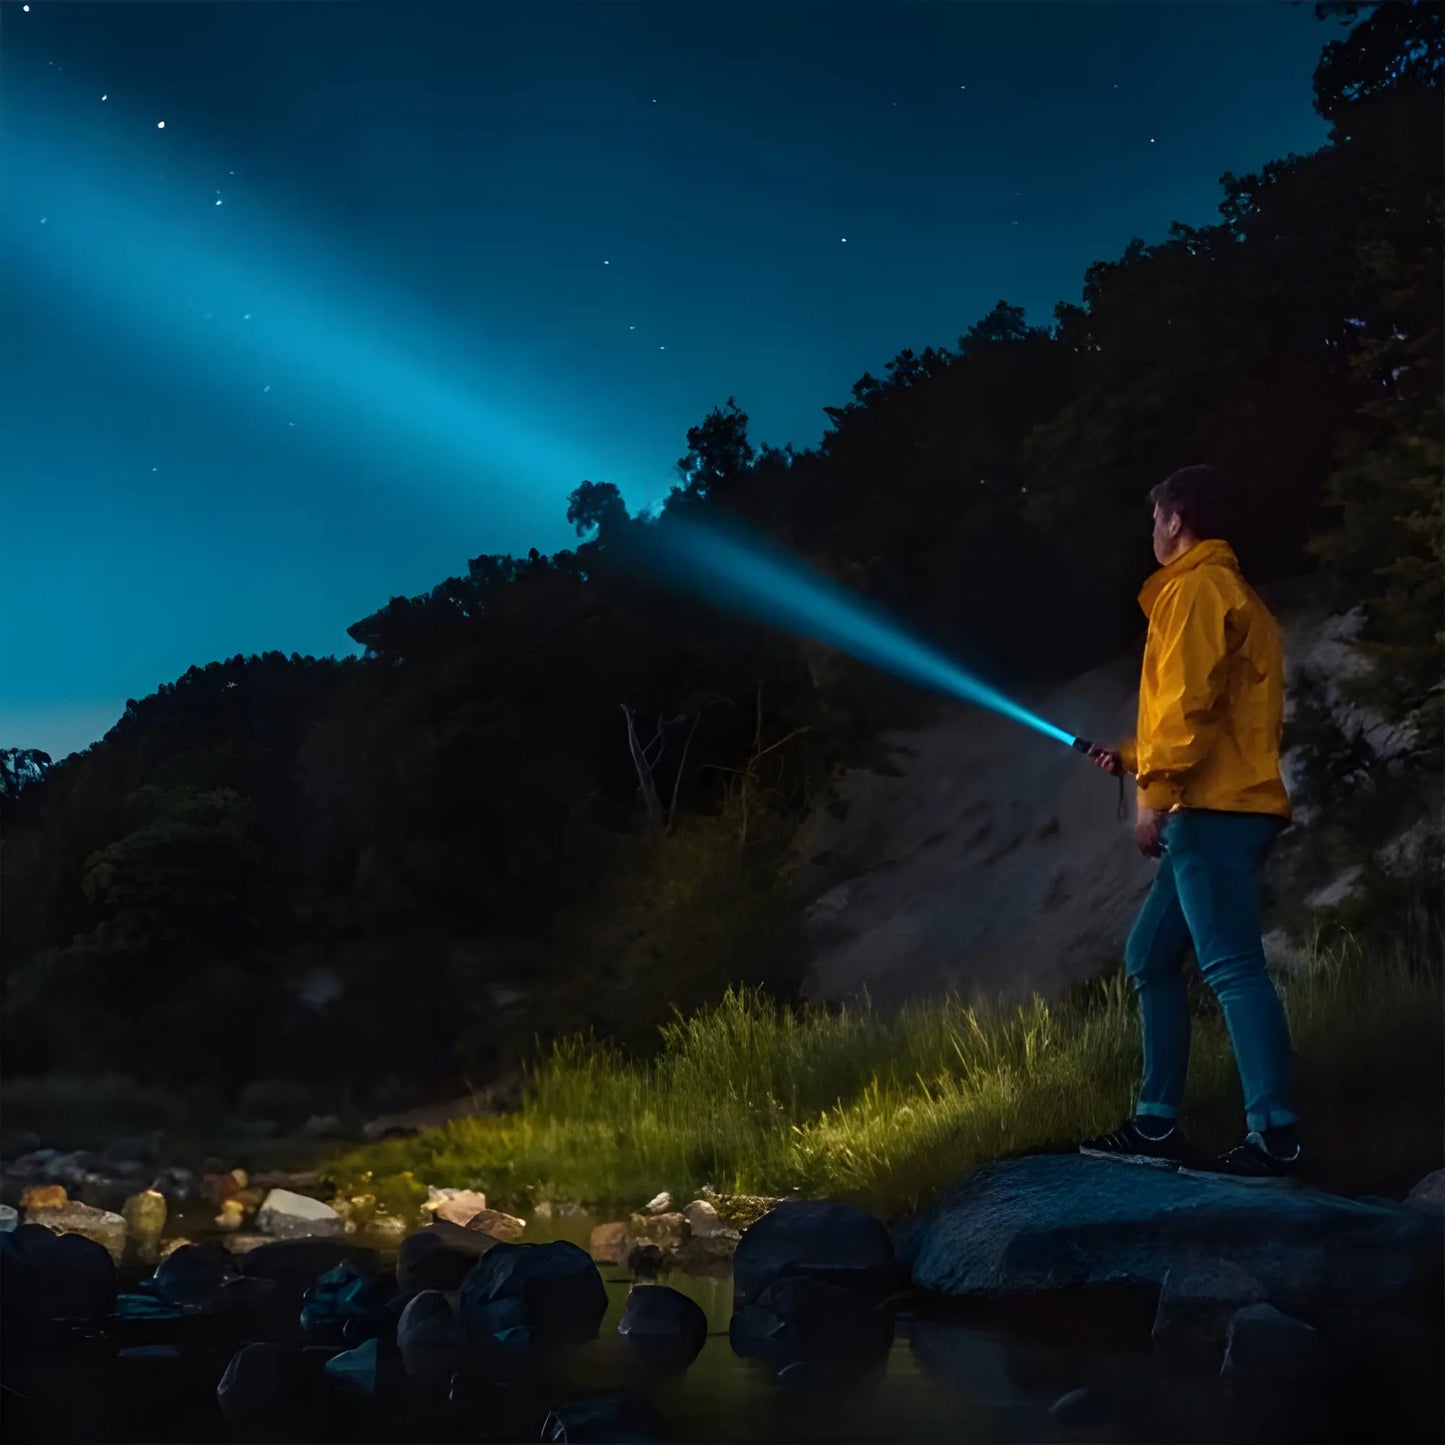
[1071,737,1094,754]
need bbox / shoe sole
[1176,1165,1302,1187]
[1079,1146,1180,1169]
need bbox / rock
[683,1199,726,1238]
[1404,1170,1445,1219]
[0,1223,118,1322]
[255,1188,342,1239]
[324,1334,405,1395]
[645,1191,673,1215]
[626,1242,665,1276]
[896,1155,1443,1317]
[222,1233,270,1254]
[153,1242,238,1307]
[457,1240,608,1343]
[678,1229,742,1270]
[589,1221,632,1264]
[1050,1386,1109,1427]
[151,1166,198,1202]
[0,1204,17,1234]
[25,1200,128,1265]
[397,1290,463,1394]
[1152,1261,1267,1349]
[214,1200,246,1232]
[424,1187,488,1225]
[299,1113,343,1138]
[629,1211,688,1253]
[238,1237,378,1288]
[617,1284,708,1369]
[1222,1303,1323,1379]
[48,1150,105,1190]
[121,1190,167,1264]
[397,1226,493,1293]
[114,1292,200,1322]
[19,1184,68,1210]
[541,1394,666,1443]
[463,1207,527,1243]
[733,1200,899,1306]
[700,1188,787,1230]
[217,1342,331,1437]
[205,1167,250,1205]
[299,1261,394,1342]
[365,1214,409,1247]
[158,1236,192,1259]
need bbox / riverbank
[322,930,1441,1223]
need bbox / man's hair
[1149,464,1229,540]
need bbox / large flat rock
[895,1154,1442,1317]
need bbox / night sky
[2,1,1331,761]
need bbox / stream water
[8,1200,1429,1444]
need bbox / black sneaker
[1079,1118,1184,1169]
[1180,1131,1302,1186]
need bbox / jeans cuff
[1246,1109,1297,1131]
[1136,1102,1179,1121]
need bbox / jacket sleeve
[1136,573,1234,810]
[1115,735,1139,774]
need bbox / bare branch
[667,711,705,827]
[620,703,663,833]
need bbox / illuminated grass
[326,933,1442,1221]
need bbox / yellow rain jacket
[1116,539,1291,819]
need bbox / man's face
[1152,503,1182,565]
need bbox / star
[263,384,271,392]
[215,199,223,206]
[157,121,166,129]
[1149,137,1156,144]
[39,217,47,225]
[243,313,252,321]
[102,94,108,102]
[603,260,610,266]
[840,237,847,244]
[628,325,636,331]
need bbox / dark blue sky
[1,1,1330,760]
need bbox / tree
[565,479,629,541]
[1312,1,1445,130]
[672,397,756,502]
[0,748,52,800]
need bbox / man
[1079,465,1301,1182]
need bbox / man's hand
[1134,805,1166,859]
[1087,744,1123,776]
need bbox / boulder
[464,1207,527,1243]
[239,1237,377,1288]
[457,1240,608,1343]
[1404,1170,1445,1219]
[158,1237,192,1259]
[151,1166,198,1202]
[896,1155,1443,1316]
[222,1233,270,1255]
[1152,1261,1267,1349]
[25,1200,127,1265]
[19,1184,68,1211]
[121,1190,167,1264]
[205,1168,250,1206]
[323,1335,405,1395]
[645,1191,673,1214]
[214,1200,246,1232]
[618,1284,708,1370]
[299,1261,395,1342]
[626,1242,665,1276]
[0,1223,117,1322]
[426,1189,488,1226]
[1,1129,42,1159]
[153,1242,238,1307]
[589,1222,631,1264]
[733,1199,899,1306]
[629,1211,688,1253]
[397,1290,464,1394]
[682,1199,726,1238]
[0,1204,17,1234]
[1050,1386,1109,1427]
[397,1226,492,1293]
[215,1342,334,1438]
[256,1188,342,1239]
[1222,1303,1323,1379]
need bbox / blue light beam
[636,517,1077,748]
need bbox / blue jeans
[1126,810,1297,1133]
